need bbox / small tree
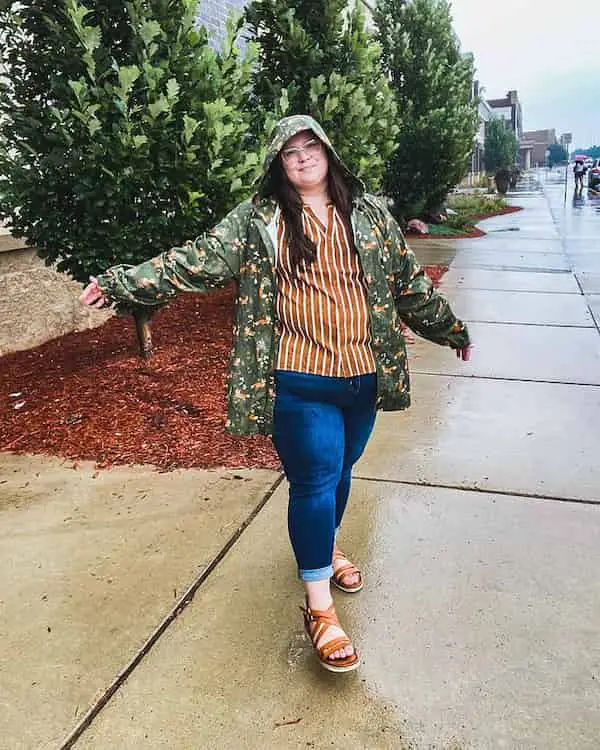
[374,0,479,219]
[0,0,261,357]
[574,145,600,159]
[547,143,568,167]
[245,0,398,190]
[484,118,518,173]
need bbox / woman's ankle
[304,578,334,611]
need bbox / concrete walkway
[1,172,599,749]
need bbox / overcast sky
[450,0,600,148]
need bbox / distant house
[520,129,558,168]
[487,90,523,138]
[486,90,555,169]
[466,85,530,181]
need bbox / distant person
[80,115,472,674]
[574,160,586,194]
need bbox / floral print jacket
[97,115,470,436]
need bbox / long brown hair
[267,149,355,273]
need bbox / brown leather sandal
[331,547,363,593]
[301,601,360,673]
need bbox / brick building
[520,129,558,169]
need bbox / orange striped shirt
[275,203,376,377]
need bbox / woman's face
[280,130,329,193]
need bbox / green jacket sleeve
[95,201,250,307]
[381,204,470,349]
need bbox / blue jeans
[272,370,377,582]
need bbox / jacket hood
[255,114,364,199]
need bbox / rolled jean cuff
[299,565,333,582]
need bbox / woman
[573,159,586,195]
[81,115,472,674]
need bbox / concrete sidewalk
[0,457,279,749]
[2,173,599,749]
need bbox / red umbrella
[574,155,586,161]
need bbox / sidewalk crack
[59,473,284,749]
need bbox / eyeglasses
[281,138,323,164]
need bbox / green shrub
[484,118,519,174]
[425,223,462,236]
[246,0,398,191]
[374,0,479,218]
[444,213,472,230]
[0,0,261,355]
[447,193,508,214]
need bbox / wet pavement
[0,457,279,750]
[1,171,599,749]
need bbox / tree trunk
[495,170,510,195]
[133,308,155,359]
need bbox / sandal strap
[301,603,339,627]
[300,601,358,666]
[333,560,361,581]
[301,603,341,645]
[332,549,362,587]
[319,636,352,660]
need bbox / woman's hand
[456,344,473,362]
[80,276,110,309]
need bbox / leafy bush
[245,0,398,190]
[0,0,261,355]
[447,193,508,214]
[547,143,568,166]
[484,118,518,174]
[426,222,464,236]
[443,213,472,230]
[374,0,479,219]
[421,192,511,233]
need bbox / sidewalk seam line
[442,288,582,295]
[439,320,587,329]
[353,475,600,506]
[573,274,600,335]
[59,472,285,750]
[460,321,593,329]
[411,372,600,387]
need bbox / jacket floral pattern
[97,115,469,436]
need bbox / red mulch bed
[422,265,448,286]
[0,286,279,471]
[415,226,486,240]
[0,266,447,471]
[468,205,523,221]
[408,205,523,240]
